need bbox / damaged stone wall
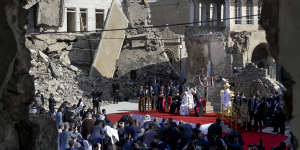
[36,0,63,31]
[227,31,267,68]
[115,0,178,98]
[0,0,56,149]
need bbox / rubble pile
[26,33,111,108]
[230,63,286,97]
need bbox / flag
[199,75,204,87]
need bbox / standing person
[112,81,120,104]
[91,90,98,114]
[35,90,45,108]
[193,92,203,117]
[60,123,72,150]
[56,107,64,129]
[273,95,285,134]
[76,98,84,114]
[48,93,56,116]
[248,95,257,131]
[149,86,155,110]
[234,91,242,107]
[158,87,166,113]
[102,109,111,124]
[254,97,264,132]
[152,79,160,97]
[92,93,99,114]
[165,82,173,111]
[138,86,144,112]
[170,92,181,114]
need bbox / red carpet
[242,132,288,150]
[108,110,218,125]
[108,111,288,150]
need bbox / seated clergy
[180,91,194,116]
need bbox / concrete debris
[230,63,286,97]
[48,62,61,78]
[38,50,49,63]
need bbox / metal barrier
[220,102,248,131]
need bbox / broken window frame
[257,0,262,23]
[80,8,88,32]
[234,0,242,24]
[66,8,77,32]
[95,9,105,32]
[246,0,254,24]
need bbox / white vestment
[221,89,232,110]
[180,91,194,116]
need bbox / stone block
[131,39,146,48]
[90,0,129,78]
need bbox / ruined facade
[143,0,281,112]
[26,0,114,33]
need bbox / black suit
[248,98,257,129]
[254,100,264,132]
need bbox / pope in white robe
[180,91,194,116]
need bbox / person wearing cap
[220,82,233,117]
[70,133,81,149]
[142,115,152,130]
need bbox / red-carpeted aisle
[108,110,218,125]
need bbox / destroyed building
[144,0,286,113]
[25,0,287,115]
[26,0,113,32]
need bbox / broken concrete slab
[90,0,129,78]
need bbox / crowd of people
[233,91,286,134]
[54,100,250,150]
[28,79,290,150]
